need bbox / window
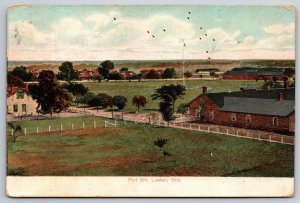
[17,91,24,99]
[196,107,202,117]
[231,113,237,121]
[22,104,27,112]
[13,105,18,112]
[246,114,251,123]
[209,110,214,120]
[273,117,278,125]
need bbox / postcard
[6,5,295,197]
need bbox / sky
[7,5,295,61]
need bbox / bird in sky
[188,11,191,14]
[163,29,166,32]
[213,39,216,41]
[113,17,116,20]
[152,35,155,38]
[200,27,202,29]
[147,31,150,33]
[206,51,209,53]
[187,17,190,20]
[199,37,202,40]
[208,57,211,60]
[205,34,208,36]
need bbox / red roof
[7,85,29,97]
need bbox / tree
[7,122,22,143]
[162,68,176,79]
[57,61,78,81]
[77,92,95,111]
[98,60,114,79]
[119,67,128,72]
[97,93,111,108]
[29,70,73,117]
[112,95,128,111]
[7,73,24,87]
[144,69,160,79]
[108,72,124,81]
[159,101,175,126]
[11,66,32,81]
[136,73,144,82]
[152,84,185,125]
[151,84,186,109]
[88,96,102,112]
[154,137,171,161]
[61,82,89,104]
[184,71,192,78]
[132,95,147,112]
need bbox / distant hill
[7,59,295,73]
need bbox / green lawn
[83,79,263,112]
[7,116,294,177]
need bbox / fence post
[269,134,271,142]
[198,125,201,131]
[60,124,63,132]
[247,132,249,137]
[281,136,284,143]
[71,123,74,130]
[48,125,51,133]
[82,122,85,129]
[11,129,14,136]
[36,127,39,134]
[208,127,210,132]
[190,123,192,129]
[226,129,229,135]
[258,133,261,140]
[24,128,27,135]
[237,130,239,136]
[217,127,219,133]
[93,121,96,128]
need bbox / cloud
[264,23,295,34]
[7,12,295,61]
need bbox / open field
[83,79,264,112]
[7,116,294,177]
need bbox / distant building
[7,86,38,117]
[186,86,295,133]
[77,69,100,80]
[223,67,288,80]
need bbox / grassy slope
[7,116,294,177]
[83,80,264,112]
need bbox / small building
[7,86,38,117]
[223,67,287,81]
[186,87,295,133]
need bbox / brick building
[186,87,295,133]
[223,67,287,81]
[7,86,38,117]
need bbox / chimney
[278,92,284,101]
[202,86,208,94]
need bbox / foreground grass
[7,116,293,177]
[83,80,263,112]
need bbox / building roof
[7,86,29,97]
[186,88,295,109]
[224,67,286,76]
[220,97,295,116]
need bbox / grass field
[7,116,294,177]
[83,79,264,112]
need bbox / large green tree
[57,61,78,81]
[29,70,73,117]
[151,84,186,109]
[112,95,128,110]
[152,84,186,125]
[98,60,114,79]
